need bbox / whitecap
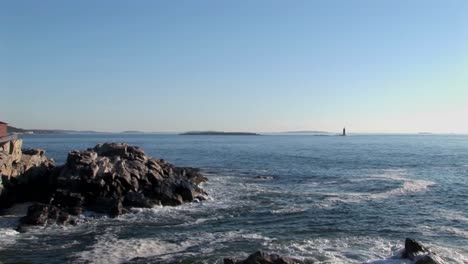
[271,207,306,215]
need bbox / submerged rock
[224,251,304,264]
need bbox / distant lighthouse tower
[342,127,346,136]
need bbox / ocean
[0,134,467,263]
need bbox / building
[0,121,7,138]
[0,121,17,144]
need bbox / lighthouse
[342,127,346,136]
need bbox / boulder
[51,142,208,218]
[224,251,304,264]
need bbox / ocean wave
[420,224,468,239]
[435,208,468,223]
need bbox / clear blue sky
[1,0,467,133]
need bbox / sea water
[0,134,467,263]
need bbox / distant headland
[180,131,260,136]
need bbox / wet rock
[402,238,442,264]
[224,251,304,264]
[17,203,71,232]
[123,192,155,208]
[19,203,50,226]
[415,254,441,264]
[88,197,124,217]
[403,238,428,259]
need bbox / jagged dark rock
[16,203,73,232]
[402,238,442,264]
[224,251,304,264]
[403,238,428,259]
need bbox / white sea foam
[269,236,468,264]
[271,207,306,215]
[74,229,274,263]
[320,169,436,206]
[74,232,192,263]
[271,236,399,263]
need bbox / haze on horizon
[1,1,467,134]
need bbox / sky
[1,0,468,133]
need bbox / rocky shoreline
[0,141,208,231]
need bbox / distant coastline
[7,126,104,135]
[180,131,260,136]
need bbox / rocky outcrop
[17,203,72,232]
[401,238,443,264]
[16,143,208,229]
[0,139,56,208]
[224,251,304,264]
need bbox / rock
[123,192,155,208]
[53,142,208,218]
[415,254,441,264]
[402,238,428,259]
[401,238,442,264]
[224,251,304,264]
[2,142,208,230]
[52,189,84,215]
[0,141,55,208]
[88,197,124,217]
[17,203,73,231]
[19,203,50,226]
[57,211,71,225]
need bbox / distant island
[180,131,260,136]
[120,131,145,134]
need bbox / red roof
[0,121,7,125]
